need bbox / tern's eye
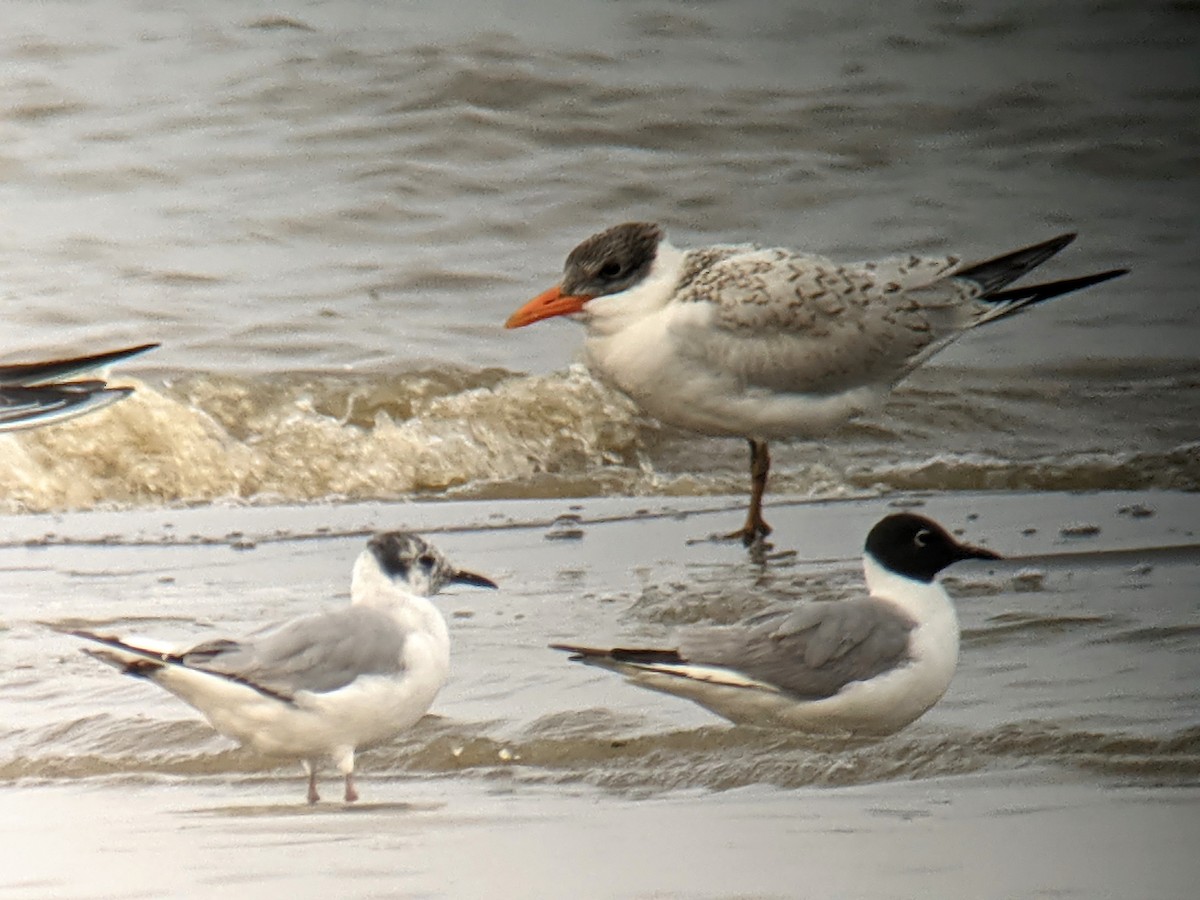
[598,260,623,279]
[417,553,436,570]
[913,529,931,548]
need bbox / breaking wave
[1,364,1196,513]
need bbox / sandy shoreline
[3,488,1199,898]
[3,773,1198,899]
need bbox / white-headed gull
[61,532,497,804]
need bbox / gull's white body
[66,532,494,802]
[554,513,998,736]
[606,556,960,735]
[132,554,450,771]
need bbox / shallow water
[3,493,1200,896]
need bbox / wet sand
[3,490,1199,898]
[3,775,1198,899]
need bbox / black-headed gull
[551,512,1001,735]
[506,224,1127,544]
[0,343,158,432]
[61,532,497,804]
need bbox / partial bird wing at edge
[0,385,132,433]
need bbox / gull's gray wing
[182,605,406,698]
[677,597,916,700]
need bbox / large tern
[506,224,1127,544]
[552,512,1000,735]
[60,532,497,804]
[0,343,158,432]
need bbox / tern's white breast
[583,301,885,440]
[578,246,889,440]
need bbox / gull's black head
[561,222,663,299]
[864,513,1001,583]
[366,532,497,597]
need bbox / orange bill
[505,286,592,329]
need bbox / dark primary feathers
[0,343,158,387]
[0,343,159,432]
[0,383,132,432]
[975,268,1129,324]
[953,233,1077,296]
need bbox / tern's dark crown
[561,222,663,298]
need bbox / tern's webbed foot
[709,526,772,549]
[720,516,772,547]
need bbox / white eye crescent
[914,529,931,548]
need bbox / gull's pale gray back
[182,605,408,699]
[677,598,916,701]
